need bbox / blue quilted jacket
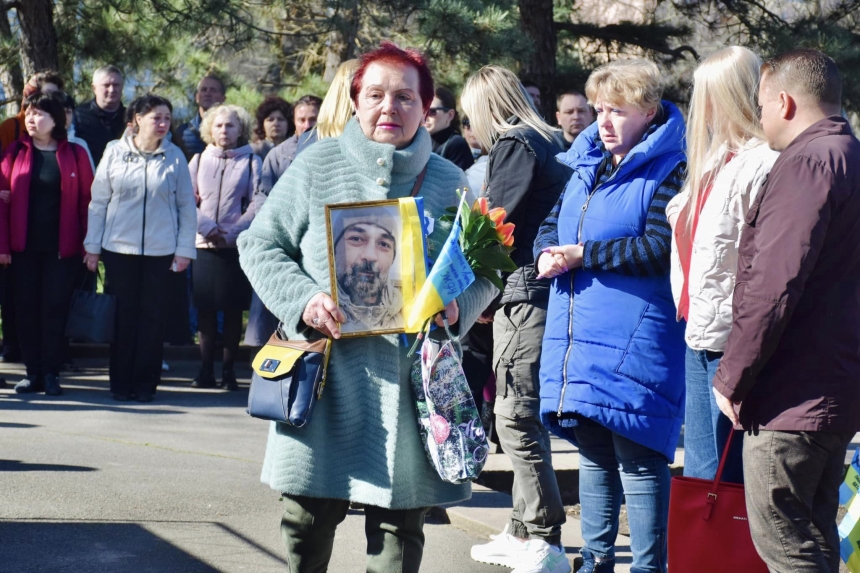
[538,102,687,461]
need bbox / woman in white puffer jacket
[667,46,779,484]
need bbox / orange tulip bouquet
[439,195,517,291]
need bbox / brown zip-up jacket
[713,116,860,432]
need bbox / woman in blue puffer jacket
[534,59,686,573]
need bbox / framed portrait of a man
[325,200,413,337]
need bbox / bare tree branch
[555,21,699,61]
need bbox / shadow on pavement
[0,521,223,573]
[0,422,39,428]
[0,379,251,412]
[0,459,97,472]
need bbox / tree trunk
[15,0,60,76]
[517,0,558,119]
[323,0,359,81]
[0,8,23,114]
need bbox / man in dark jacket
[713,49,860,573]
[176,74,226,160]
[73,65,126,166]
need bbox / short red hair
[350,41,435,113]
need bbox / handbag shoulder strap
[410,165,428,197]
[702,427,736,519]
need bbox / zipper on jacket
[215,160,227,226]
[141,155,148,255]
[557,160,614,418]
[557,269,575,417]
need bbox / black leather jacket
[485,118,571,305]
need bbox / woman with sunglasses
[424,86,474,171]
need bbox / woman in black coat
[424,86,474,172]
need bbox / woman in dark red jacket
[0,91,93,396]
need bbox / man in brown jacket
[712,49,860,573]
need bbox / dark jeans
[280,494,427,573]
[102,250,172,397]
[12,250,78,379]
[744,430,854,573]
[1,263,18,350]
[493,300,565,545]
[574,417,670,573]
[683,347,744,483]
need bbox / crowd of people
[0,40,858,573]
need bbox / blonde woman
[314,58,359,140]
[461,65,572,573]
[534,59,686,573]
[666,47,779,484]
[190,104,261,390]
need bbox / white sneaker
[511,539,572,573]
[470,524,529,567]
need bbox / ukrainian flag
[842,449,860,506]
[841,448,860,572]
[406,195,475,331]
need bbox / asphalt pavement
[0,360,507,573]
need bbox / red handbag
[667,429,768,572]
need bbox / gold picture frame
[325,199,411,338]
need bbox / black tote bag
[65,271,116,343]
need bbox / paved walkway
[3,358,856,573]
[0,361,502,572]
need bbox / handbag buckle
[259,358,281,373]
[707,493,717,501]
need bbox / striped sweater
[534,137,686,276]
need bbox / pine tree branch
[555,21,699,61]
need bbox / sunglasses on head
[427,106,451,117]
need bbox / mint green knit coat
[238,119,497,509]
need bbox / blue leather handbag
[247,332,331,427]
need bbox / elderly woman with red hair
[238,42,496,569]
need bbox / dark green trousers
[280,494,427,573]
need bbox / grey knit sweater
[238,119,497,509]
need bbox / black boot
[221,369,239,392]
[44,374,63,396]
[14,377,44,394]
[191,367,217,388]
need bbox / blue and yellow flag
[842,449,860,506]
[840,449,860,572]
[406,195,475,331]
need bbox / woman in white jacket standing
[84,95,197,402]
[667,47,779,483]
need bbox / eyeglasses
[462,118,471,129]
[427,107,451,117]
